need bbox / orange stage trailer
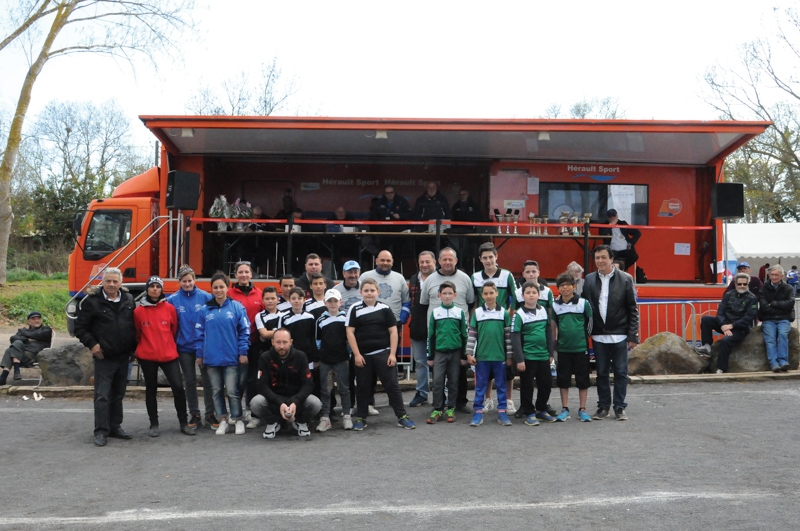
[67,116,770,339]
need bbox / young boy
[466,282,513,427]
[277,275,295,312]
[511,281,556,426]
[346,278,416,431]
[250,287,285,428]
[315,289,353,431]
[426,281,468,424]
[279,287,321,396]
[552,272,593,422]
[304,273,328,319]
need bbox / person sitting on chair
[0,311,53,385]
[599,209,641,272]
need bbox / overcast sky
[0,1,794,149]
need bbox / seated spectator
[599,209,641,271]
[414,181,450,221]
[697,273,758,374]
[368,186,413,257]
[450,188,482,271]
[566,261,585,296]
[787,265,799,295]
[724,262,764,299]
[0,311,52,385]
[759,265,795,372]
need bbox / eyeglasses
[735,282,749,286]
[235,261,251,267]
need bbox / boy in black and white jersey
[315,289,352,432]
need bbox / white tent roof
[726,223,800,267]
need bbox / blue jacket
[167,286,213,353]
[194,297,250,366]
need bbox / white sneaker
[317,417,332,432]
[293,421,310,437]
[262,422,280,439]
[343,415,353,430]
[484,398,495,412]
[716,369,724,374]
[246,417,263,429]
[215,420,229,435]
[368,405,380,416]
[234,420,245,435]
[506,399,516,414]
[243,409,252,422]
[697,344,712,355]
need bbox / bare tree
[0,0,195,285]
[542,97,624,119]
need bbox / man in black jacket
[582,245,639,421]
[414,181,451,221]
[599,209,641,271]
[759,265,796,372]
[0,311,52,385]
[250,328,322,438]
[407,250,436,407]
[698,273,758,373]
[74,268,137,447]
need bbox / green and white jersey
[428,304,468,358]
[467,305,511,362]
[511,304,550,361]
[472,268,516,309]
[515,282,554,310]
[552,296,592,353]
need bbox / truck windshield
[83,210,132,260]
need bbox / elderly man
[0,311,53,385]
[74,268,137,447]
[725,261,763,299]
[759,265,795,372]
[334,260,363,313]
[583,245,639,421]
[698,273,758,373]
[408,251,437,407]
[599,209,641,272]
[420,247,476,413]
[295,253,335,295]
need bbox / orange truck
[67,116,769,341]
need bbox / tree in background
[703,6,800,222]
[185,57,298,116]
[543,97,624,119]
[0,0,195,286]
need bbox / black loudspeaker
[166,171,200,210]
[711,183,744,219]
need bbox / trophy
[504,213,512,234]
[541,215,549,235]
[559,211,570,235]
[570,212,580,235]
[512,210,520,234]
[494,209,503,234]
[528,212,535,234]
[583,213,593,235]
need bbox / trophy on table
[528,212,535,234]
[504,209,512,234]
[493,209,503,234]
[541,215,549,235]
[559,211,570,235]
[583,213,593,235]
[512,210,520,234]
[570,212,581,235]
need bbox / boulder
[38,343,94,386]
[629,332,709,375]
[709,325,800,373]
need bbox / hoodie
[194,297,251,366]
[134,296,179,363]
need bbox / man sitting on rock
[0,311,52,385]
[698,273,758,374]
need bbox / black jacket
[583,269,640,343]
[10,325,53,356]
[414,191,450,220]
[599,220,641,247]
[408,273,429,341]
[758,281,795,322]
[717,289,758,330]
[370,194,412,232]
[75,287,137,358]
[724,275,764,300]
[255,346,313,407]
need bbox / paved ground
[1,380,799,530]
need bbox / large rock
[629,332,709,375]
[709,325,800,373]
[38,343,94,386]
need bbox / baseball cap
[27,311,42,319]
[736,262,750,270]
[342,260,360,271]
[324,289,342,301]
[607,209,618,217]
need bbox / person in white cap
[315,289,353,431]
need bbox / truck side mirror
[73,212,85,236]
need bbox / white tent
[725,223,800,268]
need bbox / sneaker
[317,417,332,432]
[180,424,197,436]
[445,408,456,423]
[469,412,484,426]
[696,344,712,355]
[352,418,367,431]
[771,364,781,373]
[716,369,724,374]
[243,409,253,422]
[368,405,380,416]
[578,409,592,422]
[13,373,22,381]
[614,408,628,421]
[234,420,245,435]
[262,422,280,439]
[593,407,609,420]
[524,414,540,426]
[550,361,557,378]
[497,412,512,426]
[555,408,570,422]
[514,409,526,419]
[456,404,473,414]
[483,398,495,412]
[506,399,517,414]
[409,393,428,407]
[205,415,220,430]
[343,415,353,430]
[536,411,556,423]
[546,404,558,417]
[215,420,229,435]
[293,421,310,437]
[397,415,416,429]
[781,364,790,372]
[427,410,443,424]
[246,417,263,429]
[148,425,160,438]
[188,414,201,428]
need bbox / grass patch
[6,268,67,282]
[0,279,71,331]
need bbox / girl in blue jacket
[195,272,251,435]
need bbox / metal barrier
[637,300,719,346]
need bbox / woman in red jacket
[228,261,264,420]
[134,276,196,437]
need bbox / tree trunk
[0,4,74,286]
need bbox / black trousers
[519,359,552,414]
[355,350,407,419]
[93,356,129,436]
[139,358,188,427]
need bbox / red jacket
[134,297,179,362]
[229,283,264,342]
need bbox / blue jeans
[206,365,243,421]
[411,339,429,398]
[473,361,507,412]
[762,320,791,368]
[593,340,628,410]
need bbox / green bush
[0,285,71,331]
[6,268,46,282]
